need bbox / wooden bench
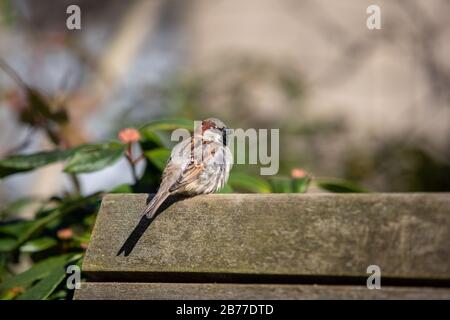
[74,193,450,299]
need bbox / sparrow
[141,118,233,219]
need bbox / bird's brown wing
[169,142,218,193]
[141,138,192,218]
[169,164,204,193]
[157,137,193,192]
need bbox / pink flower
[118,128,141,144]
[291,168,308,179]
[57,228,73,240]
[80,242,89,250]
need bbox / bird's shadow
[116,194,189,257]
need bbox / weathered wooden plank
[74,282,450,300]
[83,193,450,281]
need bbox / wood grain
[82,193,450,282]
[74,282,450,300]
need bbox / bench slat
[74,282,450,300]
[83,193,450,281]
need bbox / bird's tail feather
[141,191,170,219]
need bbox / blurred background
[1,0,450,204]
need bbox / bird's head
[200,118,230,144]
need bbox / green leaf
[110,184,133,193]
[64,143,125,173]
[139,130,164,146]
[139,119,194,134]
[228,172,272,193]
[16,254,82,300]
[0,252,8,283]
[83,214,96,227]
[20,237,57,253]
[292,177,311,193]
[48,289,68,300]
[0,194,100,251]
[0,197,36,220]
[0,150,73,169]
[0,221,34,238]
[15,209,64,248]
[315,178,368,193]
[0,238,17,252]
[19,195,100,246]
[216,184,233,193]
[0,254,75,295]
[0,166,23,178]
[269,177,292,193]
[144,148,171,171]
[268,175,311,193]
[0,0,15,27]
[16,265,66,300]
[0,149,74,178]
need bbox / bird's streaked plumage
[142,118,232,218]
